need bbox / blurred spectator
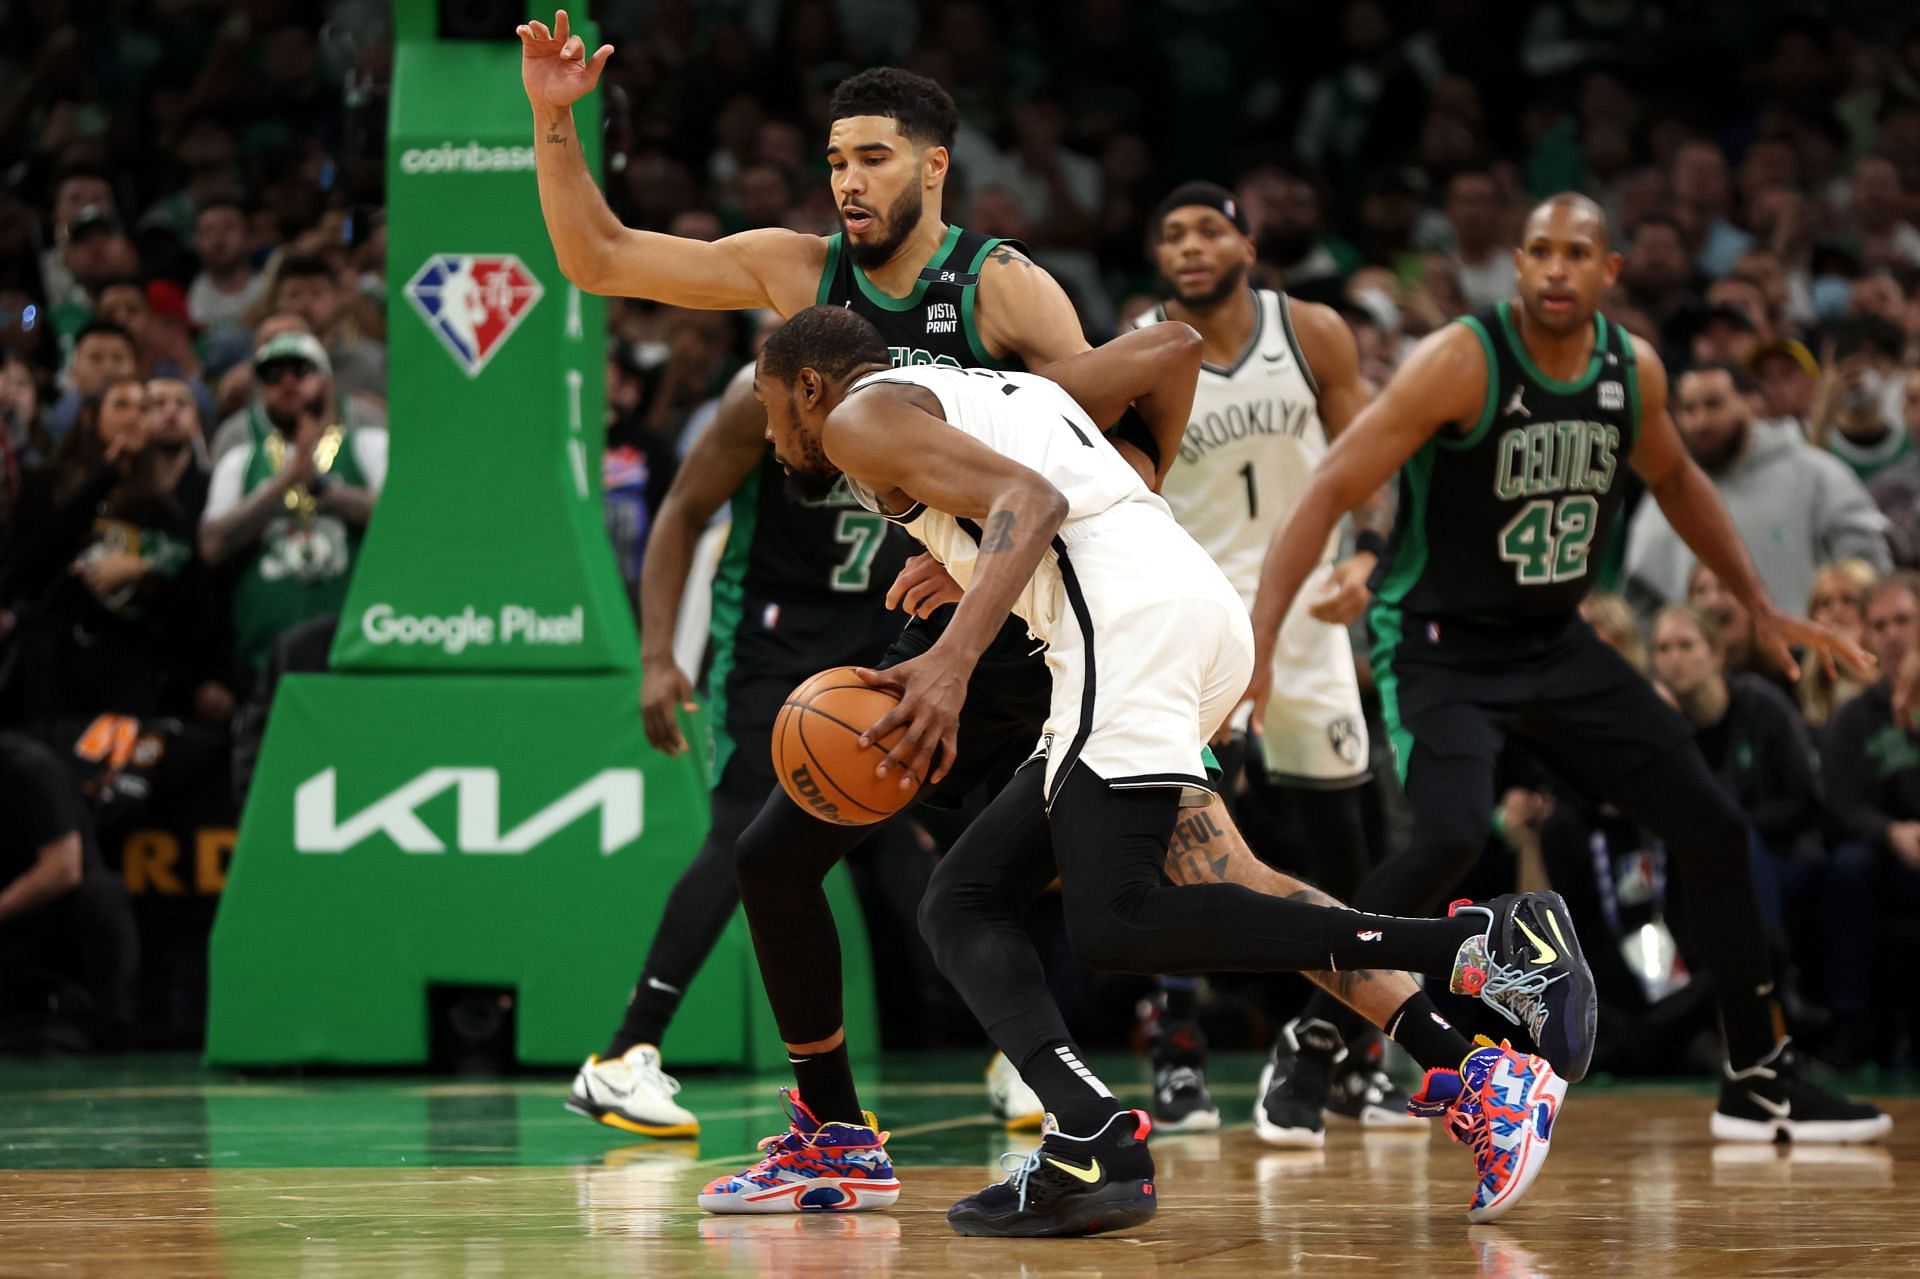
[1749,338,1820,428]
[210,319,383,466]
[47,320,137,446]
[199,332,387,679]
[1,350,37,491]
[1811,315,1909,482]
[603,343,680,614]
[1688,562,1792,691]
[0,731,137,1051]
[0,376,221,725]
[1619,215,1698,330]
[1625,362,1890,617]
[1868,368,1920,563]
[1238,168,1360,291]
[37,169,116,320]
[1578,590,1649,674]
[1849,155,1920,270]
[267,253,386,404]
[188,199,265,351]
[1819,571,1920,1062]
[1798,558,1880,728]
[1672,140,1754,278]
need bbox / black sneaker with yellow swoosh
[1447,891,1597,1083]
[947,1109,1157,1237]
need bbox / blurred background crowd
[5,0,1920,1076]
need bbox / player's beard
[1169,260,1248,309]
[780,426,844,503]
[844,184,925,270]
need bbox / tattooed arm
[1164,795,1419,1027]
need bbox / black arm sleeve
[1106,405,1161,471]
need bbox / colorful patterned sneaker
[1325,1037,1426,1131]
[1711,1039,1893,1144]
[566,1045,699,1138]
[986,1051,1045,1131]
[1411,1038,1567,1224]
[1254,1017,1345,1148]
[1448,891,1597,1083]
[698,1090,899,1214]
[947,1109,1157,1238]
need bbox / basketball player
[1251,192,1892,1145]
[564,364,914,1136]
[750,304,1592,1233]
[518,18,1458,1159]
[1137,181,1418,1143]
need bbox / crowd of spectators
[8,0,1920,1064]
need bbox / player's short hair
[1527,192,1612,250]
[1681,359,1759,397]
[760,305,890,386]
[829,68,959,151]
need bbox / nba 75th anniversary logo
[404,253,544,377]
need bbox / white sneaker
[567,1044,700,1138]
[984,1052,1044,1131]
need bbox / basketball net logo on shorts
[1328,716,1363,765]
[405,253,544,377]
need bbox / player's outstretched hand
[886,553,964,618]
[641,660,698,755]
[516,10,614,112]
[854,653,967,787]
[1307,552,1375,625]
[1753,604,1876,686]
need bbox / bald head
[1526,193,1611,251]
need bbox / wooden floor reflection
[3,1095,1917,1277]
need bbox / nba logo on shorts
[405,253,545,377]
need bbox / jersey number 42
[1498,495,1598,585]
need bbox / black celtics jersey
[1372,301,1640,621]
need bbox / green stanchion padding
[207,678,876,1067]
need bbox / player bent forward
[746,304,1596,1234]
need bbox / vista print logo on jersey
[405,254,544,377]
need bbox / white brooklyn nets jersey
[840,364,1252,805]
[1135,288,1337,609]
[1135,289,1370,785]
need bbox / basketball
[773,666,921,825]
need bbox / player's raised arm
[636,366,767,754]
[517,11,821,310]
[1627,336,1874,683]
[1037,322,1204,485]
[1248,323,1485,663]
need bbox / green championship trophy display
[206,7,876,1068]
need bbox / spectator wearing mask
[603,342,679,613]
[268,252,386,404]
[1799,558,1880,727]
[0,376,220,725]
[1820,572,1920,1062]
[198,332,386,678]
[1813,316,1911,483]
[0,731,137,1051]
[47,320,137,446]
[1625,361,1891,617]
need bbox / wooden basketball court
[3,1054,1916,1276]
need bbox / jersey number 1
[832,511,887,591]
[1498,495,1598,585]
